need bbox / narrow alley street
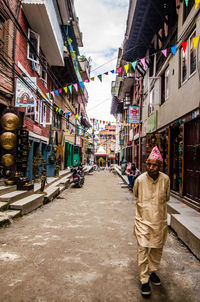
[0,170,199,302]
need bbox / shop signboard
[15,77,36,107]
[128,106,140,124]
[143,111,157,134]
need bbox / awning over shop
[123,0,167,62]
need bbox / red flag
[181,41,187,53]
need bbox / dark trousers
[128,175,135,188]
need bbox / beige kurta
[133,172,170,248]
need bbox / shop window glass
[27,29,40,63]
[190,32,196,75]
[181,48,187,83]
[180,30,197,85]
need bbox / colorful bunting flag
[55,90,59,96]
[63,87,68,93]
[181,41,187,53]
[193,36,199,49]
[79,81,84,89]
[51,91,55,98]
[46,93,50,99]
[73,83,78,91]
[97,75,102,82]
[104,72,109,75]
[90,77,95,81]
[171,45,177,55]
[117,67,122,75]
[110,70,115,74]
[58,88,62,94]
[161,49,167,57]
[132,61,137,70]
[185,0,189,6]
[68,85,72,94]
[195,0,200,8]
[41,94,45,99]
[124,63,129,73]
[140,58,146,68]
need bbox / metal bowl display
[1,113,20,131]
[0,132,17,150]
[1,154,15,167]
[5,180,15,185]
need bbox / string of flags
[40,33,200,102]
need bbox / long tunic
[133,172,170,248]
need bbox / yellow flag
[195,0,200,9]
[90,77,95,81]
[124,63,129,73]
[63,87,68,93]
[193,36,199,49]
[41,94,45,98]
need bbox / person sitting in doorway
[127,163,140,190]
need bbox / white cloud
[74,0,129,122]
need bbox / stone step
[10,194,44,215]
[3,210,21,219]
[0,185,17,196]
[44,186,60,203]
[0,201,9,211]
[0,190,33,204]
[0,212,10,226]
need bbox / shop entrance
[184,118,200,206]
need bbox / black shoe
[150,272,161,285]
[141,282,151,296]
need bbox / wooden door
[184,118,200,206]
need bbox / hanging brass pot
[0,132,17,150]
[1,113,20,131]
[1,154,15,167]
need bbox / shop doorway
[184,118,200,206]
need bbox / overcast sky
[74,0,129,123]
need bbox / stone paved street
[0,170,200,302]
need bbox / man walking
[133,146,170,296]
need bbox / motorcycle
[71,165,85,188]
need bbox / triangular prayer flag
[193,36,199,49]
[63,110,66,114]
[181,41,187,53]
[56,107,58,112]
[63,87,68,93]
[66,112,70,116]
[124,63,129,73]
[161,49,167,57]
[141,58,146,68]
[46,93,50,99]
[70,113,74,117]
[104,72,109,75]
[51,91,55,98]
[58,88,62,94]
[171,45,177,55]
[117,67,122,75]
[110,70,115,74]
[185,0,189,6]
[41,94,45,99]
[97,75,102,82]
[73,83,78,91]
[68,85,72,94]
[132,61,137,70]
[79,81,84,89]
[195,0,200,9]
[90,77,95,81]
[55,90,59,96]
[84,79,89,83]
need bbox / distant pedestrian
[133,146,170,297]
[127,163,140,190]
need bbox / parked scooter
[71,165,85,188]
